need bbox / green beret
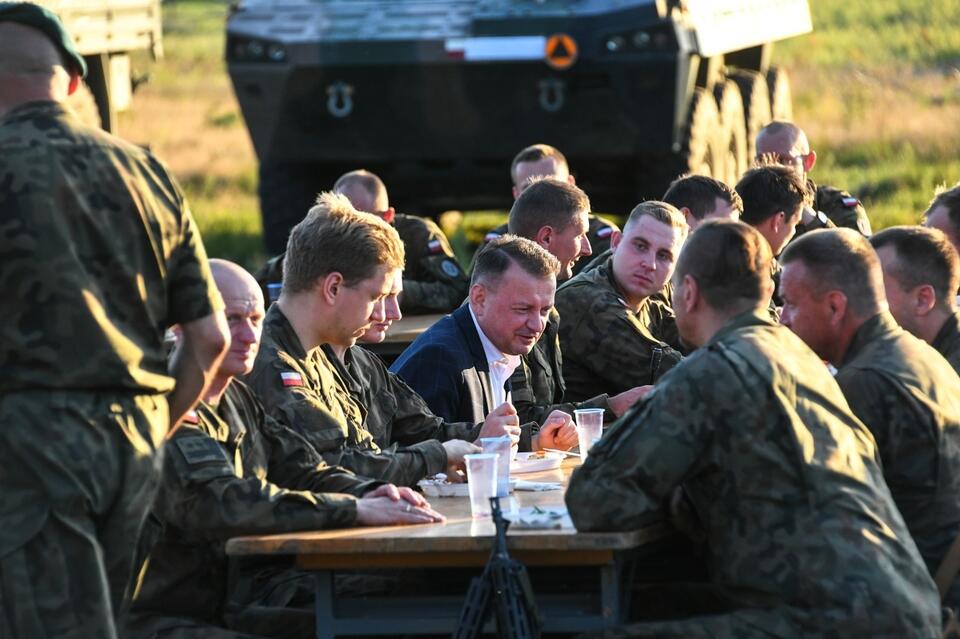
[0,2,87,78]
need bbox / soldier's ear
[535,225,553,249]
[320,272,344,304]
[825,290,848,326]
[567,174,576,187]
[610,230,623,251]
[469,283,487,315]
[914,284,937,317]
[680,274,699,313]
[803,150,817,173]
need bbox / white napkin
[512,480,562,492]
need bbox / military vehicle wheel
[766,67,793,121]
[729,69,772,161]
[67,81,102,129]
[679,88,723,179]
[258,162,332,255]
[714,80,748,186]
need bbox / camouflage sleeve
[163,180,224,325]
[247,356,447,486]
[566,358,713,532]
[157,424,361,540]
[647,298,684,352]
[399,219,470,314]
[818,187,872,236]
[558,291,682,395]
[386,371,481,445]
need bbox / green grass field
[121,0,960,268]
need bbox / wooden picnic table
[227,459,671,638]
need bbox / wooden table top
[226,460,669,564]
[380,313,445,344]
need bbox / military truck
[38,0,163,132]
[226,0,812,253]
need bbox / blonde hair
[282,192,404,293]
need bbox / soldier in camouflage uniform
[870,226,960,375]
[504,178,650,423]
[0,7,231,638]
[567,221,942,638]
[924,183,960,264]
[555,202,687,401]
[126,261,442,639]
[248,194,480,487]
[482,143,619,277]
[255,169,469,314]
[781,228,960,608]
[756,120,872,237]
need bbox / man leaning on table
[126,259,444,639]
[566,220,941,637]
[247,193,482,486]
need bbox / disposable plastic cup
[480,436,512,497]
[465,453,499,518]
[574,408,605,461]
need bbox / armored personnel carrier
[38,0,163,132]
[226,0,812,253]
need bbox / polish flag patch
[842,197,860,208]
[427,239,443,254]
[182,410,199,425]
[484,231,501,243]
[281,371,304,387]
[596,226,614,239]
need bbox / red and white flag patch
[484,231,501,243]
[842,197,860,208]
[427,239,443,254]
[596,226,613,239]
[182,410,199,425]
[281,371,304,387]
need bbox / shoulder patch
[484,231,502,243]
[595,226,614,239]
[280,371,304,387]
[182,410,199,425]
[816,211,830,225]
[427,239,443,254]
[175,437,231,466]
[441,259,462,278]
[841,197,860,208]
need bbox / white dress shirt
[469,307,521,408]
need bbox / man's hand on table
[442,439,482,482]
[609,385,654,417]
[531,410,578,451]
[475,401,521,446]
[357,484,445,525]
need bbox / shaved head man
[756,120,871,237]
[923,183,960,256]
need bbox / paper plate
[510,451,564,474]
[418,476,515,497]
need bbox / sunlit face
[513,157,569,197]
[755,130,811,177]
[332,265,399,347]
[359,271,403,344]
[611,216,685,306]
[473,263,555,355]
[924,205,960,253]
[874,245,917,334]
[550,211,592,281]
[221,286,265,378]
[779,260,835,361]
[768,210,801,256]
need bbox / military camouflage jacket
[933,312,960,376]
[0,101,222,394]
[328,344,481,448]
[835,312,960,605]
[132,379,379,624]
[555,255,682,401]
[247,305,447,486]
[252,213,467,315]
[566,310,940,636]
[487,214,619,277]
[508,307,611,425]
[795,179,871,238]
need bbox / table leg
[314,570,335,639]
[599,563,621,626]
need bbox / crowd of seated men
[5,9,960,635]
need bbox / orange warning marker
[545,33,578,70]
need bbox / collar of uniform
[932,312,960,355]
[0,100,68,126]
[705,309,777,349]
[838,311,899,369]
[468,306,520,374]
[264,304,308,361]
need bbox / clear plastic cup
[480,436,512,497]
[465,453,499,518]
[574,408,605,462]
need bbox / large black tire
[729,69,772,162]
[713,79,748,186]
[66,81,102,129]
[258,162,335,255]
[679,88,723,180]
[766,66,793,122]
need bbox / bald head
[0,22,75,113]
[209,259,265,378]
[755,121,816,177]
[210,259,262,306]
[333,169,390,217]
